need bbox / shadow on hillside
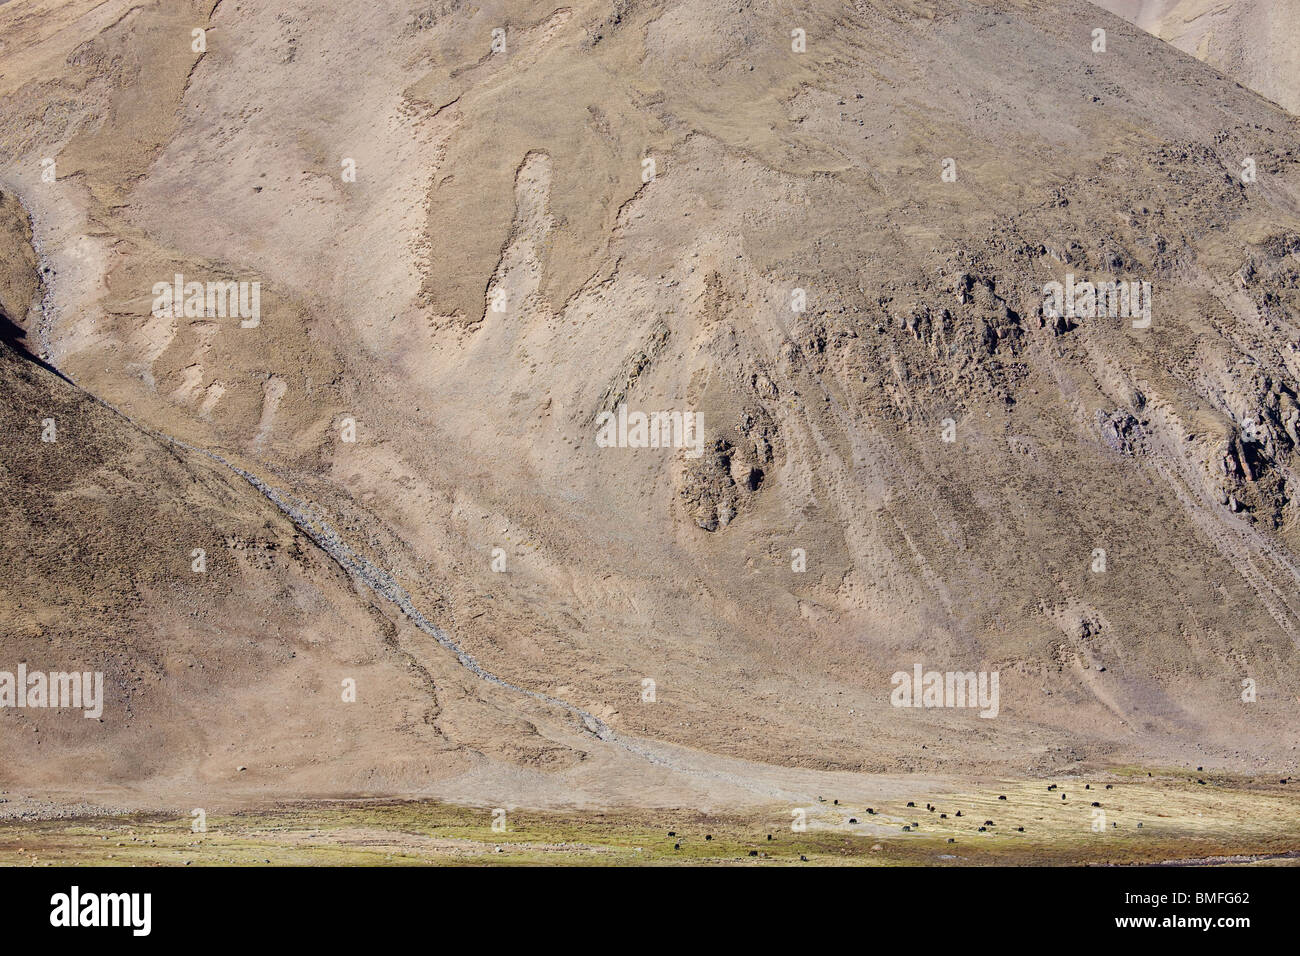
[0,307,73,385]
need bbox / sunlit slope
[1091,0,1300,114]
[0,0,1299,798]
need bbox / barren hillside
[1092,0,1300,114]
[2,0,1299,816]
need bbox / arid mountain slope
[0,192,662,809]
[1091,0,1300,114]
[2,0,1300,809]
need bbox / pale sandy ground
[1091,0,1300,114]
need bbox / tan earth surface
[1091,0,1300,115]
[1,0,1298,860]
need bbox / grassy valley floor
[3,771,1297,867]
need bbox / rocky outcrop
[678,402,781,532]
